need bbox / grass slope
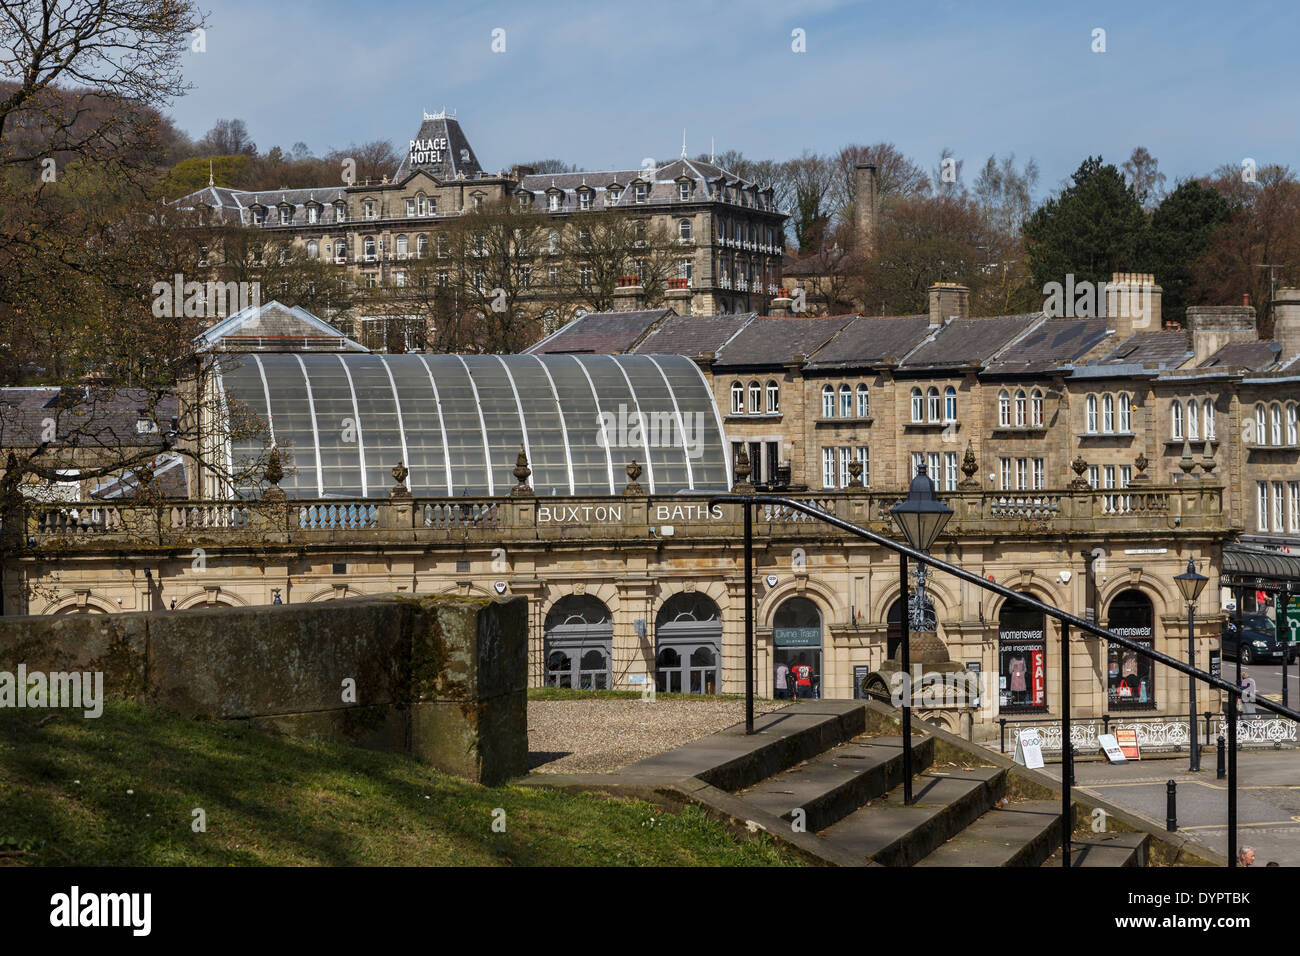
[0,701,799,867]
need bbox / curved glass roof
[215,353,729,497]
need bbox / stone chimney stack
[855,163,878,257]
[613,275,646,312]
[1105,272,1161,341]
[1185,305,1257,364]
[928,282,969,328]
[1271,287,1300,361]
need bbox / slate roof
[516,156,777,213]
[195,301,366,353]
[1197,341,1284,372]
[172,184,349,227]
[982,318,1111,376]
[0,387,180,449]
[713,316,858,367]
[801,316,931,369]
[1095,330,1194,368]
[629,314,756,357]
[900,314,1043,369]
[391,112,485,182]
[525,309,674,354]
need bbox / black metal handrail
[711,492,1300,868]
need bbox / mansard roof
[391,110,484,182]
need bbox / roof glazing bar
[292,354,326,497]
[454,354,495,496]
[335,354,368,497]
[530,355,575,494]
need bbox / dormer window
[634,183,648,203]
[279,206,292,225]
[251,206,266,225]
[363,200,377,220]
[307,205,319,224]
[678,182,690,201]
[548,192,561,211]
[335,202,346,222]
[579,189,592,210]
[608,187,621,204]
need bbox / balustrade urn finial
[847,457,864,490]
[1179,438,1197,476]
[958,440,980,489]
[1130,451,1151,484]
[1201,439,1217,475]
[262,446,286,500]
[510,444,534,497]
[1069,454,1091,490]
[732,444,755,492]
[624,459,645,496]
[390,461,411,498]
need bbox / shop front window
[773,596,823,699]
[1106,590,1156,710]
[998,597,1047,714]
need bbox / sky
[171,0,1300,198]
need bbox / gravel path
[528,698,789,774]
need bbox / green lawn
[0,700,799,867]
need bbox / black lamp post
[1175,557,1208,772]
[890,463,953,805]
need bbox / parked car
[1222,614,1297,664]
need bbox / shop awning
[1222,545,1300,583]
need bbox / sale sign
[1031,648,1045,706]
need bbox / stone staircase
[618,700,1186,866]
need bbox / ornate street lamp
[890,464,953,804]
[1175,557,1208,771]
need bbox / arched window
[999,389,1012,428]
[911,387,924,423]
[1272,403,1284,445]
[679,219,692,240]
[1118,393,1131,433]
[396,235,408,257]
[774,597,824,700]
[1030,389,1044,427]
[1204,399,1215,440]
[1187,400,1198,440]
[363,236,376,259]
[927,387,941,421]
[729,381,744,415]
[1288,403,1298,445]
[944,386,957,422]
[416,193,427,216]
[1086,394,1098,433]
[856,384,870,418]
[417,234,428,257]
[656,593,723,695]
[1171,400,1183,440]
[822,385,834,419]
[766,381,779,413]
[1102,394,1114,432]
[1013,390,1027,427]
[998,597,1047,713]
[1255,404,1267,445]
[306,239,318,259]
[544,595,613,690]
[1106,590,1155,710]
[748,381,762,414]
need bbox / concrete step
[915,800,1067,867]
[819,766,1006,866]
[1041,831,1150,867]
[737,735,934,832]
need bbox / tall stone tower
[855,163,878,257]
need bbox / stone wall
[0,594,528,785]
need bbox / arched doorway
[773,596,823,699]
[655,593,722,694]
[1106,590,1155,710]
[544,595,612,690]
[997,596,1047,714]
[886,595,936,659]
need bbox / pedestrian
[1238,845,1255,867]
[774,661,790,700]
[1241,671,1258,717]
[791,654,814,699]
